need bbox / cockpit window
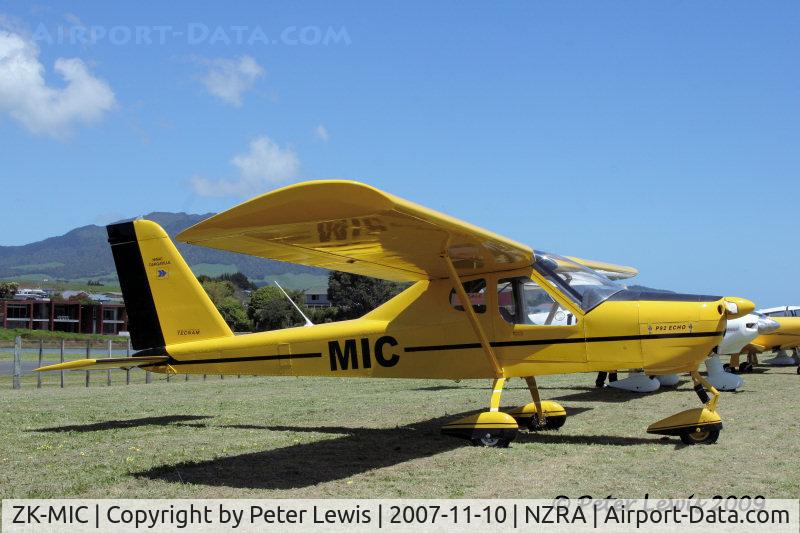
[450,278,487,314]
[498,277,576,326]
[533,252,624,313]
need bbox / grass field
[1,367,798,500]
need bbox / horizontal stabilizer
[35,356,168,372]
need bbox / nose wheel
[680,428,720,445]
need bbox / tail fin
[107,220,233,351]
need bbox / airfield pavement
[0,366,798,499]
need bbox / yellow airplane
[37,181,755,446]
[729,310,800,374]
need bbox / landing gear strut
[440,252,518,447]
[646,370,722,445]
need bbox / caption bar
[3,498,798,532]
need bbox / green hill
[0,213,327,291]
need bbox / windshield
[532,252,624,312]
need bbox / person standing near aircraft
[595,371,617,388]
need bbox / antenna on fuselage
[273,281,314,327]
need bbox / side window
[497,277,576,326]
[450,279,487,313]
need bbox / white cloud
[314,124,330,142]
[198,55,264,107]
[190,135,300,197]
[0,29,115,137]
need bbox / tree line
[0,273,408,333]
[198,271,407,333]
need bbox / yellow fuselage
[747,316,800,352]
[151,268,730,380]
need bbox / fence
[4,336,237,389]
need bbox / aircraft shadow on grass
[133,406,679,490]
[31,415,212,433]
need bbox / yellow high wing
[178,180,637,283]
[178,180,533,281]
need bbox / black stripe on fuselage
[133,331,722,368]
[404,331,722,353]
[137,352,322,368]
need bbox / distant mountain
[0,212,323,285]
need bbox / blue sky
[0,1,797,306]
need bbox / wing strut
[274,281,314,327]
[442,251,504,379]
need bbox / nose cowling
[723,297,755,319]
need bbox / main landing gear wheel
[441,379,520,447]
[527,414,567,431]
[545,415,567,430]
[679,428,720,445]
[471,432,511,448]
